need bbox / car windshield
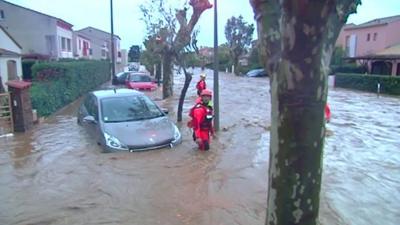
[101,95,164,123]
[116,72,126,77]
[129,74,152,82]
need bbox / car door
[77,95,90,124]
[82,95,100,141]
[118,72,128,84]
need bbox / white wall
[75,36,91,59]
[0,57,23,92]
[0,29,21,54]
[0,29,22,92]
[57,26,73,58]
[328,75,335,88]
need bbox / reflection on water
[0,69,399,225]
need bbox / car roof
[130,72,150,76]
[91,88,144,99]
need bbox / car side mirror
[161,108,169,115]
[83,115,97,124]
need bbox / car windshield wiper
[105,118,139,123]
[146,114,164,119]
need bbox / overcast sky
[6,0,400,50]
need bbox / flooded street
[1,69,399,225]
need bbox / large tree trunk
[250,0,360,224]
[162,53,174,99]
[233,55,239,75]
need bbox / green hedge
[330,64,367,74]
[335,73,400,95]
[30,60,110,116]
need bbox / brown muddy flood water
[1,68,399,225]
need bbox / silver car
[77,89,181,152]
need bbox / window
[345,35,350,56]
[61,37,66,51]
[101,96,163,123]
[67,39,71,51]
[0,10,4,19]
[79,40,81,50]
[101,49,106,57]
[373,32,378,41]
[89,49,93,55]
[129,74,151,82]
[367,33,370,41]
[84,95,99,120]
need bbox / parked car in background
[77,89,181,152]
[113,72,132,85]
[246,68,268,77]
[125,73,157,91]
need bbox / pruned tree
[224,15,255,75]
[140,36,162,76]
[250,0,361,224]
[140,0,212,122]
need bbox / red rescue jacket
[188,103,214,137]
[196,80,206,95]
[325,103,331,123]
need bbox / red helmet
[200,89,212,97]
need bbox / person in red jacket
[196,73,206,96]
[189,89,214,151]
[325,103,331,123]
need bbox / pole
[110,0,116,84]
[213,0,219,131]
[377,82,381,97]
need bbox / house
[336,15,400,76]
[0,0,74,60]
[199,47,214,58]
[0,25,22,92]
[73,33,92,59]
[361,43,400,76]
[75,27,121,62]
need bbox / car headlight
[171,125,182,145]
[104,132,128,150]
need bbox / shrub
[22,60,38,80]
[335,73,400,95]
[30,60,110,116]
[330,64,367,74]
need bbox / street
[1,69,399,225]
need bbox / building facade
[73,33,92,59]
[336,15,400,76]
[0,25,22,92]
[75,27,121,62]
[0,0,74,59]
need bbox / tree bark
[250,0,360,224]
[162,53,174,99]
[177,66,192,122]
[233,55,239,75]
